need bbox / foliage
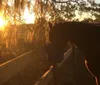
[0,0,100,23]
[47,0,100,22]
[1,0,100,57]
[36,0,100,22]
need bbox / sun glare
[0,16,6,31]
[23,8,36,24]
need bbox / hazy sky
[95,0,100,3]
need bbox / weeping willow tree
[0,0,49,50]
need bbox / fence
[0,50,34,84]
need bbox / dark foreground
[0,45,97,85]
[36,47,97,85]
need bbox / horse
[47,22,100,85]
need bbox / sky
[95,0,100,3]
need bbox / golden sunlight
[0,16,6,31]
[23,8,36,24]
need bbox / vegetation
[0,0,100,62]
[0,0,100,23]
